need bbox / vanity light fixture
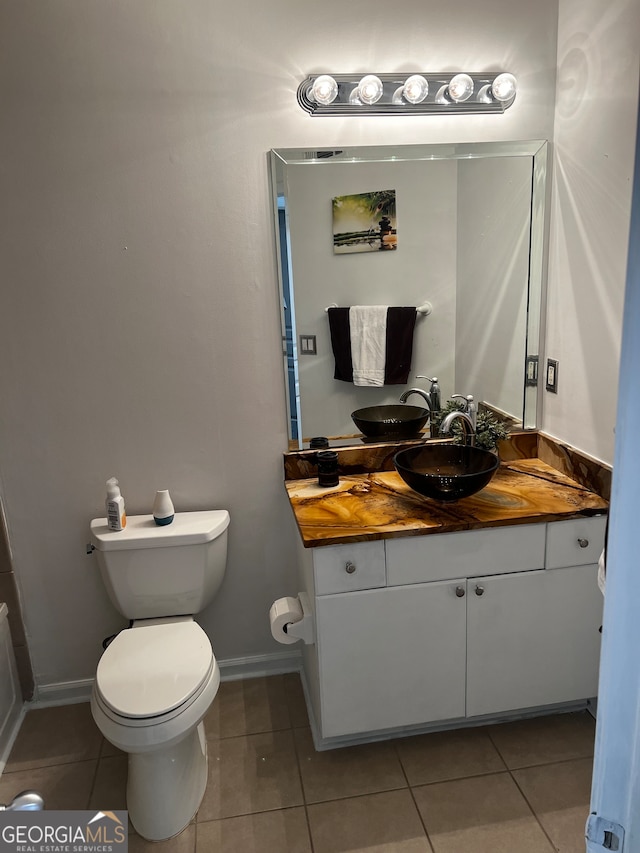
[298,72,517,116]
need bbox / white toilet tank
[90,510,230,620]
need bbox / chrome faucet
[440,394,477,446]
[439,410,476,446]
[450,394,477,431]
[399,388,431,409]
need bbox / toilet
[89,509,230,841]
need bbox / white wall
[0,0,559,689]
[544,0,640,463]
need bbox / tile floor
[0,674,595,853]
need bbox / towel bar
[324,301,432,315]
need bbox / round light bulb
[491,73,517,103]
[448,73,474,103]
[357,75,384,105]
[310,75,338,105]
[402,74,429,104]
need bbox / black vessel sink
[351,405,429,439]
[394,444,499,502]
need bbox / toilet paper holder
[285,592,314,644]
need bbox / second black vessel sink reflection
[394,444,500,502]
[351,405,429,439]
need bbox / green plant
[430,401,510,452]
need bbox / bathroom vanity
[284,436,608,749]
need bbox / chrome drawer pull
[345,561,356,574]
[577,538,589,549]
[455,586,465,598]
[475,585,485,596]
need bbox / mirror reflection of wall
[456,157,532,417]
[271,142,548,449]
[288,158,457,440]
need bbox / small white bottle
[106,478,126,531]
[152,489,175,526]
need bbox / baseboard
[28,651,303,708]
[0,704,26,775]
[217,650,302,681]
[29,678,95,708]
[306,697,591,751]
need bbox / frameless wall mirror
[270,140,548,451]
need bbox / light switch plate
[525,355,539,387]
[299,335,317,355]
[546,358,558,393]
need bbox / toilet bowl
[91,618,220,840]
[89,510,229,841]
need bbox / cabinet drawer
[386,524,546,586]
[313,540,386,595]
[545,515,607,569]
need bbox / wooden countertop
[285,457,608,548]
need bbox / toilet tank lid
[90,510,230,551]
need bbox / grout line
[393,741,436,853]
[507,767,558,852]
[502,752,595,771]
[86,757,101,811]
[483,727,510,772]
[3,755,102,775]
[401,767,517,790]
[289,723,316,853]
[484,726,595,771]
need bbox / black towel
[327,307,417,385]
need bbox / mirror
[270,140,548,450]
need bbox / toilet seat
[96,617,213,720]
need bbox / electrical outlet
[525,355,539,387]
[546,359,558,393]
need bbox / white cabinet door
[316,581,467,738]
[466,565,603,718]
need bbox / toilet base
[127,721,208,841]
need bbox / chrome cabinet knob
[455,586,465,597]
[475,585,485,596]
[345,561,356,574]
[577,538,589,549]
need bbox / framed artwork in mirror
[332,189,397,254]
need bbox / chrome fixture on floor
[0,791,44,811]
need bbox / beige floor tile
[514,758,593,853]
[196,807,311,853]
[283,673,310,728]
[0,760,97,810]
[294,727,406,804]
[89,754,128,811]
[129,824,196,853]
[397,726,506,786]
[100,737,125,758]
[413,772,554,853]
[5,702,102,772]
[307,789,432,853]
[488,712,596,769]
[197,729,303,821]
[203,676,292,739]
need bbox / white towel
[349,305,388,386]
[597,549,606,595]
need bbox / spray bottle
[105,478,127,531]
